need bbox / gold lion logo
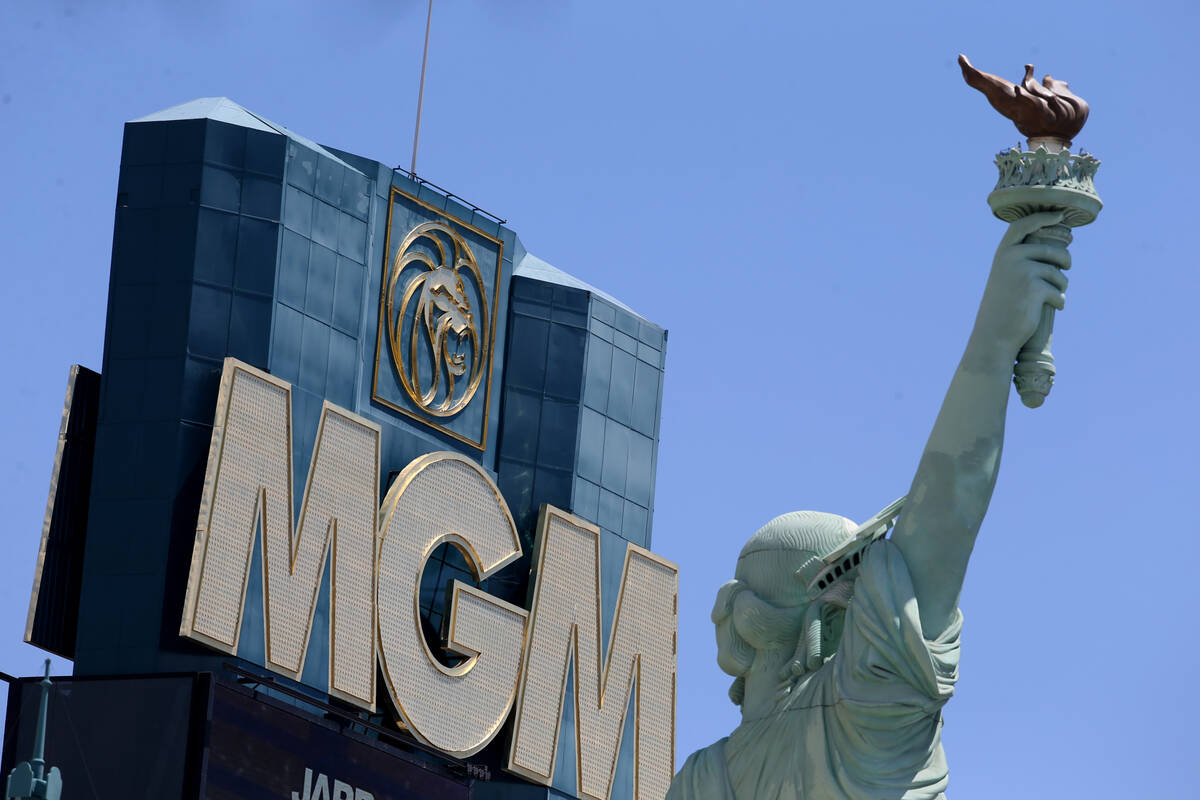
[385,221,487,417]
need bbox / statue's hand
[970,211,1070,361]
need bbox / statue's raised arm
[667,214,1071,800]
[891,55,1098,636]
[669,57,1100,800]
[888,210,1069,637]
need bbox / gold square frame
[371,187,504,450]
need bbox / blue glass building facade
[7,98,668,800]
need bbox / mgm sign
[180,359,677,798]
[15,98,675,800]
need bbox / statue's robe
[668,541,962,800]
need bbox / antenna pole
[410,0,434,176]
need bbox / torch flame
[959,54,1090,142]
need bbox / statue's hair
[713,511,857,705]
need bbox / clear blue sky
[2,1,1196,796]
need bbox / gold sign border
[371,187,504,451]
[25,365,84,655]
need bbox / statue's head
[712,511,857,706]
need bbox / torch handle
[1013,223,1072,408]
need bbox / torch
[959,55,1102,408]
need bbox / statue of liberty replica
[668,57,1102,799]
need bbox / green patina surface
[669,206,1091,798]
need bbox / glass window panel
[583,336,612,413]
[545,324,586,401]
[573,477,600,524]
[601,419,630,495]
[622,501,648,547]
[598,488,624,533]
[535,466,573,513]
[499,388,540,463]
[626,432,653,507]
[537,397,579,471]
[577,407,605,485]
[506,314,549,392]
[607,349,636,427]
[632,359,662,437]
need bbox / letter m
[507,506,678,800]
[180,359,380,710]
